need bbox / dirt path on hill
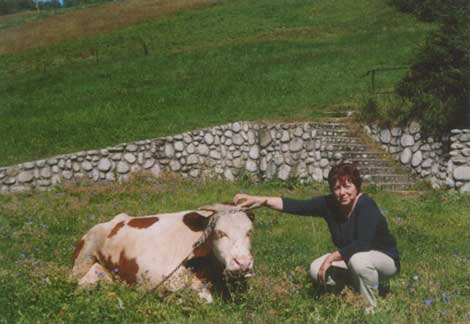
[0,0,215,54]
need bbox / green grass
[1,175,469,322]
[0,0,434,167]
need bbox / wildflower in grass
[113,267,119,273]
[412,274,419,281]
[442,292,450,303]
[424,297,432,306]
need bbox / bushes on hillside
[390,0,461,21]
[363,1,470,136]
[0,0,34,15]
[394,4,470,134]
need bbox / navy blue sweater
[282,194,400,270]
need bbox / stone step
[338,151,389,160]
[310,123,349,130]
[364,182,414,192]
[346,159,395,167]
[364,174,413,183]
[357,166,407,175]
[330,144,370,152]
[316,130,354,137]
[319,136,362,144]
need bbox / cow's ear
[183,212,211,232]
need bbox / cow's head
[197,202,257,277]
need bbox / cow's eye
[214,230,228,240]
[246,229,253,238]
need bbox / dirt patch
[0,0,217,54]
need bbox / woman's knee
[309,254,329,281]
[348,252,373,276]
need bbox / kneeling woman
[233,163,400,308]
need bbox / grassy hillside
[0,0,433,166]
[1,176,469,322]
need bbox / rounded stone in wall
[198,144,210,156]
[409,121,420,134]
[400,148,412,164]
[81,161,93,171]
[389,146,401,154]
[174,141,184,152]
[320,158,329,168]
[224,169,235,181]
[459,183,470,193]
[189,169,200,178]
[23,162,35,170]
[124,153,136,164]
[98,159,112,172]
[187,155,199,165]
[40,167,52,179]
[117,161,130,174]
[232,122,241,133]
[233,134,244,145]
[164,144,175,157]
[278,165,291,180]
[187,144,195,154]
[422,159,433,169]
[379,129,391,144]
[183,134,192,144]
[289,138,303,152]
[204,134,214,145]
[460,134,470,142]
[130,164,141,173]
[391,127,402,137]
[18,171,34,183]
[453,166,470,181]
[63,170,73,180]
[150,164,161,177]
[400,135,415,147]
[249,146,260,160]
[170,160,181,171]
[246,160,257,172]
[126,144,138,152]
[411,151,423,167]
[209,151,221,160]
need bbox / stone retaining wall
[0,121,346,193]
[365,122,470,192]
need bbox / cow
[72,203,258,302]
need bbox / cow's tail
[72,223,108,279]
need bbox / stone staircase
[313,118,416,192]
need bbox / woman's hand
[318,259,332,284]
[318,251,343,284]
[233,193,262,208]
[233,194,283,211]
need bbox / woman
[233,162,400,308]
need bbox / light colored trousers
[309,251,397,307]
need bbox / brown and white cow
[72,203,257,302]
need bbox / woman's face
[332,177,358,207]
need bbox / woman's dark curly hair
[327,162,362,192]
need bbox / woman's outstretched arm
[233,193,283,211]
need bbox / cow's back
[96,211,204,287]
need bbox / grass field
[0,0,433,167]
[1,175,469,322]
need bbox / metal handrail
[363,66,409,95]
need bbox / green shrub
[389,0,465,21]
[394,3,470,135]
